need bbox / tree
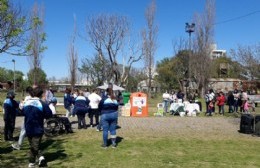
[26,2,47,86]
[0,67,24,85]
[192,0,215,96]
[230,44,260,80]
[210,56,244,79]
[85,13,129,84]
[27,68,47,86]
[156,50,189,91]
[0,0,29,55]
[79,54,109,86]
[68,15,78,91]
[142,0,158,96]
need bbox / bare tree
[26,2,47,86]
[192,0,215,96]
[231,43,260,80]
[68,15,78,91]
[142,0,158,95]
[85,14,129,84]
[121,37,143,86]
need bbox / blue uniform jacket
[3,98,19,121]
[64,93,73,109]
[98,96,119,115]
[73,96,90,115]
[23,98,52,137]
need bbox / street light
[185,22,195,98]
[12,59,15,93]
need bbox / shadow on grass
[107,136,124,147]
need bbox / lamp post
[12,59,16,93]
[185,22,195,98]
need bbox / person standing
[216,91,226,115]
[44,87,54,104]
[88,89,102,128]
[162,91,170,113]
[98,88,119,148]
[12,86,33,150]
[72,91,90,129]
[64,88,73,118]
[233,89,240,113]
[227,91,235,113]
[22,87,53,167]
[3,91,19,142]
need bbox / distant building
[137,79,161,93]
[210,44,226,59]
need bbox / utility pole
[185,22,195,98]
[12,59,16,93]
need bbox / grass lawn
[1,91,260,167]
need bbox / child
[207,100,214,116]
[243,99,250,114]
[3,91,19,141]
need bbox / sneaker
[11,143,21,150]
[28,163,35,168]
[101,144,107,149]
[112,143,117,148]
[38,156,47,167]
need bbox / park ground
[0,92,260,168]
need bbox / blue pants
[101,112,118,146]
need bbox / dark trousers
[88,109,100,126]
[28,135,43,163]
[77,114,86,128]
[59,117,72,132]
[4,119,15,141]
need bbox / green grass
[1,91,260,167]
[1,131,260,168]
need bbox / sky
[1,0,260,80]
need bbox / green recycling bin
[122,92,131,105]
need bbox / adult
[227,91,235,113]
[176,90,184,103]
[233,89,240,113]
[49,97,73,133]
[3,91,19,142]
[98,88,119,148]
[64,87,73,118]
[12,86,33,150]
[72,91,90,129]
[22,87,53,167]
[44,87,54,104]
[88,89,102,128]
[162,91,170,113]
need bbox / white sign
[132,97,147,107]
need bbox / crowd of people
[204,88,255,116]
[161,88,255,117]
[2,85,120,168]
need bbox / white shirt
[162,93,170,100]
[49,103,56,115]
[88,92,102,109]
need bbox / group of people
[204,88,254,116]
[3,85,120,168]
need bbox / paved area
[0,114,247,140]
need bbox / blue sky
[1,0,260,79]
